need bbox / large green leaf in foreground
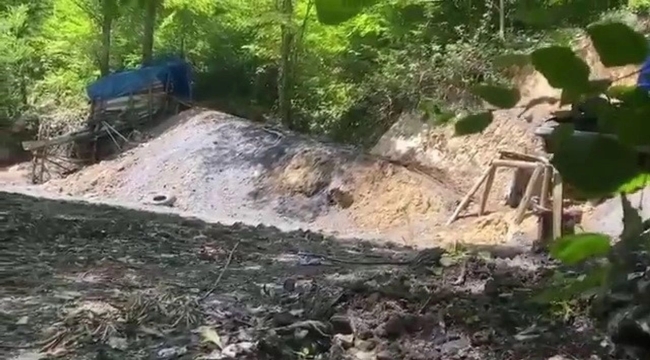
[551,135,639,197]
[550,233,611,265]
[531,46,590,92]
[471,85,520,109]
[587,22,649,67]
[454,112,493,136]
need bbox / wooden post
[479,165,496,216]
[30,151,39,184]
[552,170,564,239]
[514,164,542,224]
[539,165,552,209]
[446,164,494,225]
[535,210,553,252]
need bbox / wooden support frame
[446,164,495,226]
[446,151,561,229]
[479,165,496,216]
[492,159,540,169]
[514,164,542,224]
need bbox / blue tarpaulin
[86,57,192,101]
[637,56,650,92]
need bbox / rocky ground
[0,191,612,360]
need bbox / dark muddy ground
[0,191,610,360]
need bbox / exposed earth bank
[1,107,542,248]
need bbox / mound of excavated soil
[43,109,464,243]
[372,109,545,203]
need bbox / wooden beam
[540,165,552,209]
[447,164,494,225]
[499,150,549,164]
[514,164,543,224]
[22,129,93,151]
[492,159,540,169]
[479,165,496,216]
[552,170,564,239]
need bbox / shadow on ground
[0,192,607,360]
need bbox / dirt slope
[36,109,472,245]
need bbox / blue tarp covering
[637,56,650,92]
[86,57,192,101]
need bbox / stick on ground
[201,241,240,300]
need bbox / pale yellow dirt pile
[345,160,461,232]
[265,146,528,248]
[269,148,335,197]
[267,147,464,235]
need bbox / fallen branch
[201,241,240,300]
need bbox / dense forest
[0,0,647,146]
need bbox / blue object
[86,57,192,101]
[636,55,650,92]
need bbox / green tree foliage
[0,0,640,144]
[3,0,614,140]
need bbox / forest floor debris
[1,191,610,360]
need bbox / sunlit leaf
[617,173,650,194]
[551,135,639,197]
[531,46,590,92]
[471,85,520,108]
[550,233,611,265]
[607,85,650,105]
[587,22,649,67]
[454,112,493,136]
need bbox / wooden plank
[22,129,93,151]
[492,159,540,169]
[552,170,564,239]
[499,150,549,164]
[540,165,552,209]
[479,165,496,216]
[446,164,494,225]
[514,164,542,224]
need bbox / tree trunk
[498,0,505,40]
[100,13,112,77]
[278,0,294,129]
[142,0,157,66]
